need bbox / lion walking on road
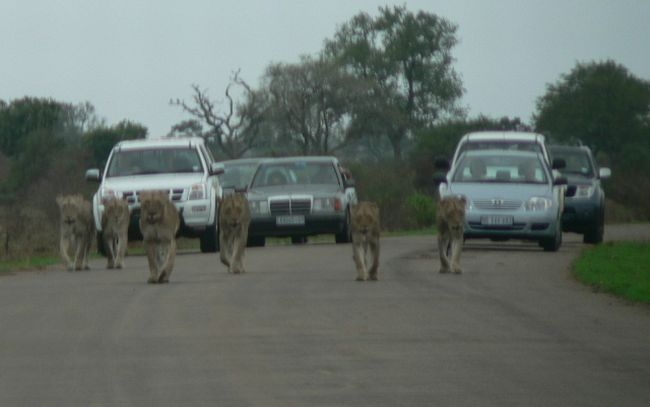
[56,194,94,271]
[351,201,380,281]
[436,196,466,274]
[101,197,130,269]
[219,193,251,274]
[139,190,180,284]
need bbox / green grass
[574,241,650,304]
[0,256,61,274]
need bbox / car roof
[460,149,545,160]
[219,157,264,165]
[113,137,205,150]
[461,131,546,143]
[257,156,339,164]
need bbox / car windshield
[106,148,203,177]
[218,161,260,189]
[453,154,548,184]
[551,150,594,177]
[251,161,339,188]
[460,141,543,156]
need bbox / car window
[218,162,260,189]
[251,162,339,188]
[453,155,547,184]
[106,148,203,177]
[551,150,594,177]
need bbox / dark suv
[549,144,611,244]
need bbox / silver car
[246,156,357,246]
[437,150,567,251]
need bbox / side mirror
[599,167,611,180]
[434,156,451,172]
[565,185,577,197]
[552,158,566,170]
[210,163,225,176]
[85,168,101,182]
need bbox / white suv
[85,137,224,253]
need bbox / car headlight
[525,197,553,211]
[313,197,342,212]
[189,183,206,200]
[574,185,595,199]
[248,199,269,215]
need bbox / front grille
[473,199,522,210]
[269,198,311,215]
[122,189,185,204]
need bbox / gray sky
[2,0,649,137]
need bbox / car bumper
[464,212,560,241]
[248,213,347,237]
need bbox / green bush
[406,192,437,228]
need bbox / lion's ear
[458,196,467,206]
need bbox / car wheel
[200,221,219,253]
[291,236,308,244]
[335,208,352,244]
[583,210,605,244]
[540,225,562,252]
[247,236,266,247]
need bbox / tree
[171,71,265,159]
[262,56,371,155]
[534,60,650,157]
[324,5,465,160]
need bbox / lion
[138,190,180,284]
[218,193,251,274]
[436,195,467,274]
[350,201,380,281]
[101,197,130,269]
[56,194,94,271]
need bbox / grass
[0,256,61,274]
[574,241,650,304]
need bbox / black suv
[549,144,611,244]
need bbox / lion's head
[437,196,466,234]
[219,193,250,228]
[351,201,380,235]
[139,191,170,225]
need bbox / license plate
[481,215,513,226]
[276,215,305,226]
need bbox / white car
[85,137,224,253]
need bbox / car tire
[291,236,308,244]
[200,221,219,253]
[247,236,266,247]
[583,210,605,244]
[335,208,352,244]
[540,225,562,252]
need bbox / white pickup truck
[85,137,224,253]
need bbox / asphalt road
[1,224,649,406]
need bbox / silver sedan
[437,149,567,251]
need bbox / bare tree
[171,71,265,158]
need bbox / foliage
[261,56,372,155]
[534,60,650,157]
[324,5,465,159]
[405,192,437,228]
[171,71,265,159]
[574,241,650,304]
[346,160,417,230]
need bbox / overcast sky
[2,0,649,137]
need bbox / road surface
[0,224,649,406]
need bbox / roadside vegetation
[574,241,650,305]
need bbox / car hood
[247,184,341,198]
[100,173,206,191]
[446,182,554,200]
[563,174,595,185]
